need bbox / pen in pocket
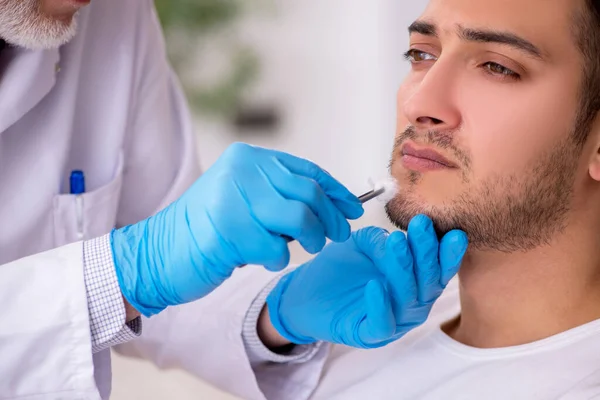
[70,170,85,240]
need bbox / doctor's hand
[111,143,364,317]
[263,216,468,349]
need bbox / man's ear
[588,115,600,181]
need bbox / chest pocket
[53,153,124,247]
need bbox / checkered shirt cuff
[83,235,141,353]
[242,274,323,365]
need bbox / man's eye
[482,62,520,80]
[404,49,436,63]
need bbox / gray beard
[0,0,78,50]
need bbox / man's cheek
[469,139,520,177]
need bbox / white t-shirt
[310,280,600,400]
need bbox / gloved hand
[266,215,468,348]
[111,143,364,317]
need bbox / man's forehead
[420,0,576,38]
[417,0,581,59]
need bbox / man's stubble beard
[385,126,582,253]
[0,0,78,50]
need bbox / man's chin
[384,194,461,239]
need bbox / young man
[124,0,600,398]
[263,0,600,396]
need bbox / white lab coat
[0,0,319,399]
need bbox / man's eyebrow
[459,26,544,60]
[408,20,437,36]
[407,20,545,60]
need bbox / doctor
[0,0,366,398]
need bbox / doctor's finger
[439,230,468,287]
[270,151,364,220]
[407,215,442,305]
[353,226,389,261]
[377,231,418,313]
[257,235,292,272]
[252,195,327,255]
[357,279,396,347]
[265,159,352,242]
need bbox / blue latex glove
[111,143,364,317]
[266,215,468,348]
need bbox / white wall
[112,1,427,398]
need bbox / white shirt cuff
[242,273,324,365]
[83,235,141,353]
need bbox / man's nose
[402,61,461,132]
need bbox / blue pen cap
[70,170,85,194]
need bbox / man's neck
[445,217,600,348]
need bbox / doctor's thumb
[438,230,469,287]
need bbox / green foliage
[154,0,259,119]
[154,0,238,33]
[189,48,259,116]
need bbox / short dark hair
[573,0,600,145]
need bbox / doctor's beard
[0,0,78,50]
[385,126,581,253]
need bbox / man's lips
[400,143,457,172]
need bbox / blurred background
[112,0,426,398]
